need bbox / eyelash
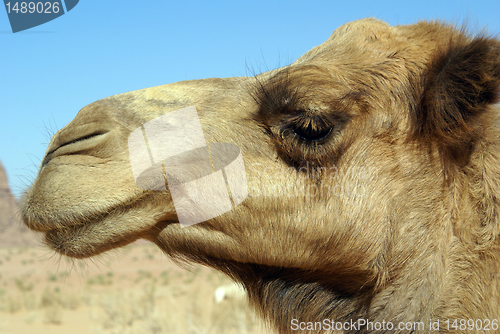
[291,124,333,143]
[281,116,334,143]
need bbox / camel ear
[413,35,500,166]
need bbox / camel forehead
[295,18,446,67]
[328,18,393,40]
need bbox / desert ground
[0,241,274,334]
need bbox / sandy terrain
[0,241,274,334]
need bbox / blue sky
[1,0,500,198]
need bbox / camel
[21,18,500,333]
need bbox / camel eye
[291,122,333,142]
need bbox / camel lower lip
[43,222,104,258]
[43,226,130,259]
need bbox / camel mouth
[39,206,178,259]
[22,202,109,233]
[22,170,177,258]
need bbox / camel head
[22,18,500,332]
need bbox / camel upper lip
[22,186,179,233]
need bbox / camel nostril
[43,130,110,167]
[50,131,108,154]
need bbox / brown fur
[22,19,500,333]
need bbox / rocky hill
[0,160,37,246]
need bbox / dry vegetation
[0,243,273,334]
